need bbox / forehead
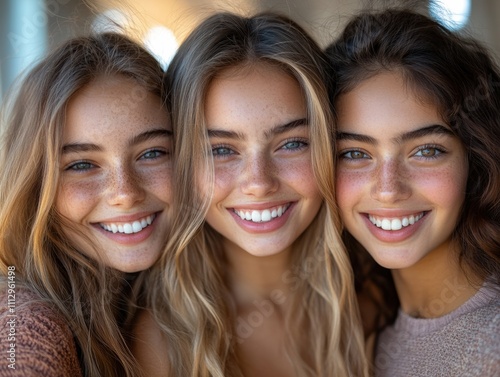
[204,63,306,133]
[64,75,169,143]
[336,71,445,135]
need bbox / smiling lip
[362,210,429,243]
[98,213,156,234]
[92,211,160,245]
[233,203,291,223]
[229,202,295,233]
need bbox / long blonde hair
[144,12,368,376]
[0,33,166,376]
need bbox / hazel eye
[413,145,446,159]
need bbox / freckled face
[56,75,172,272]
[335,72,468,270]
[204,64,322,258]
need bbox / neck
[223,240,292,312]
[392,241,481,318]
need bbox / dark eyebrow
[336,132,377,144]
[397,124,454,143]
[207,118,308,140]
[62,128,172,154]
[336,124,453,145]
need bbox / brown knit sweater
[0,287,82,376]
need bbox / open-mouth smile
[233,203,291,223]
[98,213,156,234]
[367,212,426,231]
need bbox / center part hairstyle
[0,33,165,376]
[325,9,500,285]
[145,11,368,377]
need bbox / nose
[370,158,411,203]
[106,164,146,207]
[239,152,279,197]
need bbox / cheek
[56,179,103,221]
[142,166,173,204]
[414,163,468,210]
[279,157,319,197]
[211,165,236,203]
[335,169,370,209]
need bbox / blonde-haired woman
[0,33,173,376]
[133,12,368,377]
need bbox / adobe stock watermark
[375,276,471,371]
[7,0,73,54]
[234,241,327,344]
[5,266,16,370]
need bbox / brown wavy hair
[325,8,500,321]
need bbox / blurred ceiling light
[92,9,129,33]
[429,0,471,30]
[144,26,179,70]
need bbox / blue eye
[212,146,234,157]
[66,161,95,171]
[141,149,165,160]
[340,150,369,159]
[281,138,308,151]
[283,140,305,150]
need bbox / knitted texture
[0,287,82,377]
[375,284,500,376]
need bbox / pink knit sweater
[375,283,500,376]
[0,287,82,377]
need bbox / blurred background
[1,0,499,99]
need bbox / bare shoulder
[0,287,82,377]
[131,309,170,377]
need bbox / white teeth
[369,212,424,231]
[261,209,271,222]
[123,223,133,234]
[391,219,402,230]
[251,210,261,222]
[132,221,142,232]
[381,219,391,230]
[99,214,156,234]
[234,204,290,223]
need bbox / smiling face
[335,71,468,270]
[56,75,172,272]
[204,63,322,258]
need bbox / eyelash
[412,144,446,159]
[211,138,309,159]
[64,148,168,172]
[339,144,447,162]
[280,138,309,151]
[140,148,168,160]
[211,144,235,159]
[339,149,370,160]
[65,160,96,172]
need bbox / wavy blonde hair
[0,33,166,376]
[144,12,368,377]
